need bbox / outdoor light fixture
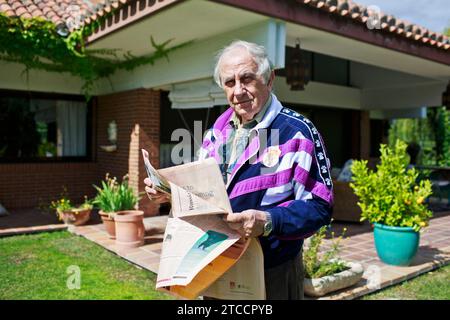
[443,82,450,111]
[107,120,118,145]
[285,39,310,91]
[100,120,118,152]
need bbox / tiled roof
[0,0,131,32]
[0,0,449,51]
[298,0,449,51]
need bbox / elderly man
[145,40,333,300]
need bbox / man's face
[219,49,273,123]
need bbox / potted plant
[93,174,144,247]
[303,225,364,297]
[350,140,433,266]
[50,194,92,226]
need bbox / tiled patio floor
[1,207,449,299]
[315,210,450,299]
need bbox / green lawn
[363,263,450,300]
[0,231,173,300]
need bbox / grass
[363,263,450,300]
[0,231,173,300]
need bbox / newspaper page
[156,215,240,288]
[169,182,229,217]
[141,149,171,194]
[159,158,233,215]
[203,238,266,300]
[142,150,265,299]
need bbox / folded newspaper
[142,149,265,300]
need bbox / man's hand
[225,209,268,238]
[144,177,170,204]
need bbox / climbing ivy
[0,12,191,100]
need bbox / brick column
[97,88,161,216]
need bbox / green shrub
[93,174,139,214]
[350,140,433,232]
[303,225,349,279]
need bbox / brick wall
[0,162,97,209]
[96,88,161,216]
[0,88,161,215]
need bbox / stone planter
[99,210,116,239]
[114,210,145,248]
[304,261,364,297]
[58,208,91,226]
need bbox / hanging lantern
[285,40,310,91]
[443,81,450,110]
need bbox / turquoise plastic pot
[373,223,420,266]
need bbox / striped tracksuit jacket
[198,94,334,269]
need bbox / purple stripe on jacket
[229,163,333,205]
[277,200,293,207]
[213,107,234,131]
[305,178,334,204]
[229,167,293,199]
[229,161,312,200]
[256,138,314,163]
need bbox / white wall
[273,77,361,110]
[94,20,285,95]
[0,61,84,94]
[361,82,447,110]
[350,61,447,111]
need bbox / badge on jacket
[262,146,281,168]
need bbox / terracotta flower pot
[114,210,145,248]
[99,210,116,239]
[58,208,91,226]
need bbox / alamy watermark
[66,265,81,290]
[366,5,382,30]
[168,121,282,174]
[364,264,381,290]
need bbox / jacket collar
[212,93,282,140]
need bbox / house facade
[0,0,449,214]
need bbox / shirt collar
[229,95,273,129]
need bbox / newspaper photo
[141,149,265,299]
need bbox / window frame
[0,89,95,163]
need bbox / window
[0,92,91,162]
[287,103,353,168]
[159,91,223,168]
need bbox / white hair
[213,40,273,88]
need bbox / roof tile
[0,0,129,32]
[297,0,448,51]
[0,0,447,52]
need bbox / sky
[354,0,450,34]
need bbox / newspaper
[141,149,171,194]
[203,238,266,300]
[141,149,265,300]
